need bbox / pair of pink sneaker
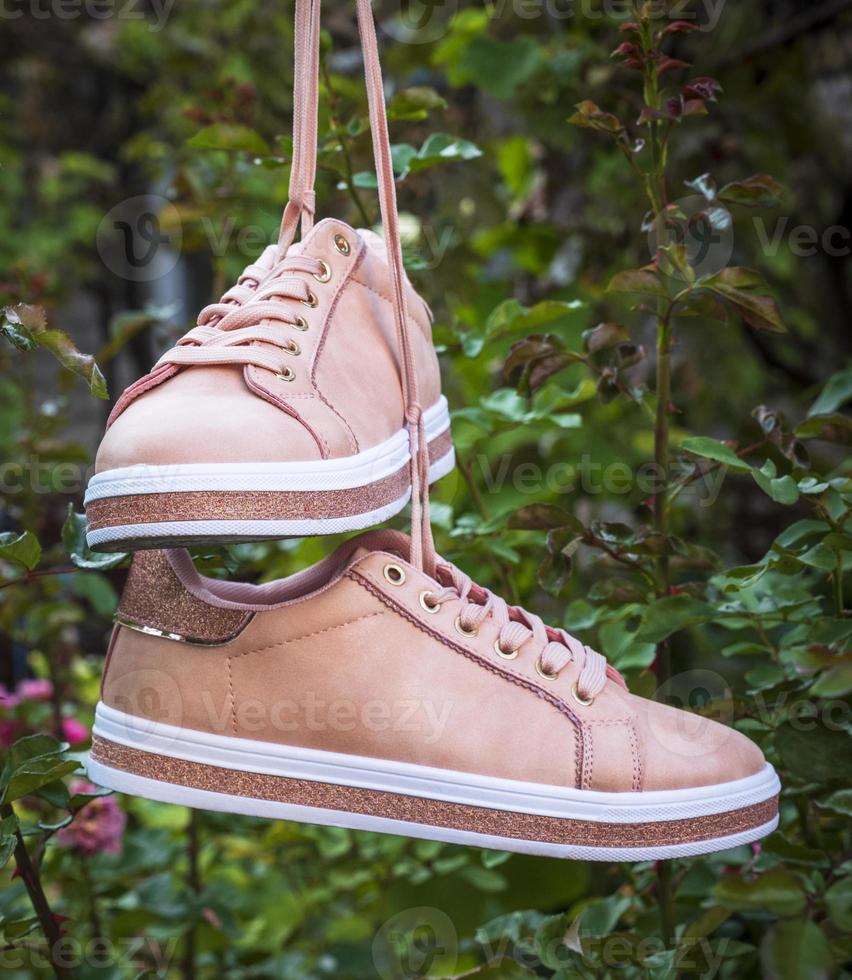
[85,0,778,860]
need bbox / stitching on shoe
[582,725,593,791]
[229,611,386,662]
[347,568,585,790]
[629,718,642,791]
[349,275,431,337]
[227,657,238,734]
[308,240,365,455]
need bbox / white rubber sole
[88,704,780,861]
[85,398,454,550]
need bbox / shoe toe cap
[96,367,323,470]
[637,698,765,791]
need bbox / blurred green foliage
[1,0,852,977]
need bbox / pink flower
[61,718,89,745]
[18,679,54,702]
[57,780,126,857]
[0,685,20,709]
[0,719,17,748]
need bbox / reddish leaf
[656,56,691,74]
[717,174,783,209]
[682,77,722,101]
[568,100,624,134]
[583,321,629,354]
[663,20,700,35]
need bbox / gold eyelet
[313,259,331,283]
[494,639,518,661]
[284,340,301,356]
[276,367,296,382]
[301,290,318,309]
[292,316,308,331]
[383,563,406,586]
[571,683,595,707]
[535,657,559,682]
[454,616,479,638]
[333,233,350,255]
[419,591,441,614]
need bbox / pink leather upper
[96,220,442,470]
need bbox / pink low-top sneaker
[84,0,452,552]
[88,528,779,861]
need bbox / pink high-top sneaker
[88,528,779,861]
[84,0,452,552]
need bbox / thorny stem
[320,59,373,229]
[182,809,202,980]
[1,803,74,980]
[635,3,676,945]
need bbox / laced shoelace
[424,561,610,702]
[155,253,329,378]
[139,0,437,575]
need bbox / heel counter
[116,550,252,644]
[101,551,252,736]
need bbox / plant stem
[654,302,676,951]
[320,59,373,229]
[1,803,74,980]
[182,809,202,980]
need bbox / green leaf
[36,330,109,398]
[569,99,624,134]
[408,133,482,174]
[819,788,852,816]
[0,531,42,572]
[811,663,852,698]
[61,506,128,570]
[825,877,852,931]
[760,919,834,980]
[2,735,80,805]
[508,504,576,531]
[794,413,852,445]
[388,86,447,121]
[188,123,272,155]
[774,721,852,781]
[717,174,784,209]
[702,266,766,289]
[808,366,852,417]
[681,906,731,942]
[713,868,807,917]
[607,266,667,297]
[458,35,543,100]
[637,596,715,643]
[0,813,19,868]
[1,304,43,351]
[681,436,752,473]
[752,460,799,506]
